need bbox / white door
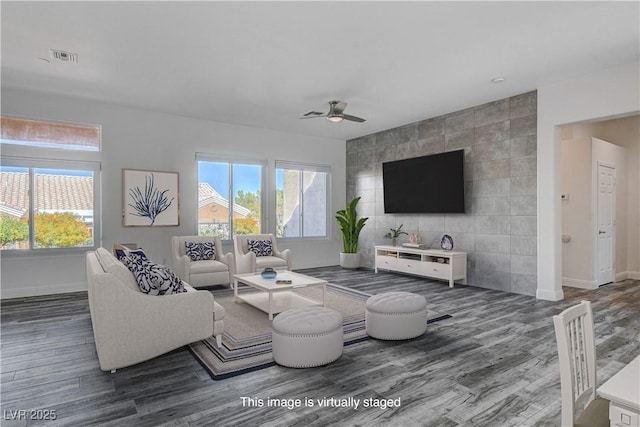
[597,163,615,286]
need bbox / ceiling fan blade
[343,114,366,123]
[302,111,325,117]
[299,113,328,119]
[332,101,347,114]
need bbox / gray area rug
[189,283,451,380]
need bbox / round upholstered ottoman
[366,292,427,340]
[272,306,343,368]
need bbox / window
[1,116,101,151]
[276,161,330,238]
[1,159,101,252]
[197,155,264,240]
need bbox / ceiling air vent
[49,49,78,63]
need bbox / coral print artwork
[123,169,179,226]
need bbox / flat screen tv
[382,150,465,213]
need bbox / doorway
[560,115,637,290]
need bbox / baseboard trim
[620,271,640,280]
[616,272,628,282]
[563,277,598,290]
[1,282,86,300]
[536,287,564,301]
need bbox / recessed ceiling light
[491,77,506,84]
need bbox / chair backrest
[553,300,598,427]
[234,234,277,256]
[172,235,222,258]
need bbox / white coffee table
[233,270,327,320]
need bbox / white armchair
[234,233,292,275]
[172,235,234,288]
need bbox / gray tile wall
[346,91,537,296]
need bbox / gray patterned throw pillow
[185,241,216,261]
[122,254,187,295]
[247,239,273,257]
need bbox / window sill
[0,247,96,259]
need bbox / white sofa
[171,235,234,288]
[86,247,225,372]
[234,233,292,275]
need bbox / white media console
[374,245,467,288]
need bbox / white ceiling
[1,1,639,141]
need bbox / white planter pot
[340,252,360,269]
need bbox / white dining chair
[553,300,610,427]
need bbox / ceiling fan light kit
[300,100,365,123]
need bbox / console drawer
[375,256,398,270]
[423,261,450,280]
[397,258,422,274]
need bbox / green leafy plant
[335,197,368,253]
[34,212,91,248]
[384,224,408,240]
[0,216,28,247]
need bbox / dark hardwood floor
[1,267,638,426]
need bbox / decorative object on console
[123,169,179,227]
[336,196,369,269]
[261,267,277,279]
[384,224,408,247]
[440,234,454,251]
[402,243,428,248]
[185,241,216,261]
[403,233,426,248]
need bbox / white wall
[0,88,346,298]
[537,60,640,301]
[561,138,593,283]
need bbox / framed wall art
[122,169,179,226]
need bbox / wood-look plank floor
[1,267,638,426]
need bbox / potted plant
[384,224,408,247]
[335,196,369,269]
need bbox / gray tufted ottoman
[365,291,427,340]
[272,306,344,368]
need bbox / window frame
[1,114,102,152]
[1,156,102,257]
[195,153,266,243]
[275,160,331,240]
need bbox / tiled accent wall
[346,91,537,296]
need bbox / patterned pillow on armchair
[247,239,273,257]
[185,241,216,261]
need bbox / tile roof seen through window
[1,172,94,217]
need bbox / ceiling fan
[300,100,366,123]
